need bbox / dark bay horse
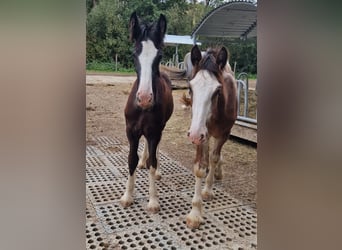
[185,45,237,229]
[120,12,174,213]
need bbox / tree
[87,0,132,66]
[86,0,257,74]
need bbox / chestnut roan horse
[185,45,237,229]
[120,12,173,213]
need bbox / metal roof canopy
[164,35,201,65]
[164,35,201,46]
[191,0,257,41]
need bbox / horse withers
[120,12,173,213]
[185,45,237,229]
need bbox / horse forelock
[134,22,164,50]
[193,49,222,82]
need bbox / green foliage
[86,0,131,66]
[86,61,114,71]
[124,0,160,22]
[229,38,257,74]
[200,37,257,74]
[86,61,134,73]
[86,0,257,75]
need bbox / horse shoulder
[124,80,139,117]
[160,72,172,88]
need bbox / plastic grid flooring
[86,136,257,249]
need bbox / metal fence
[236,72,257,124]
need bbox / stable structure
[191,0,257,143]
[164,35,201,67]
[191,0,257,41]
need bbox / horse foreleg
[186,174,204,229]
[186,143,208,229]
[120,171,137,208]
[202,137,227,201]
[120,134,139,208]
[146,136,161,213]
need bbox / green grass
[86,61,135,74]
[247,73,257,79]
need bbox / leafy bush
[86,0,257,75]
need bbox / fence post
[115,54,118,71]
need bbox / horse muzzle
[136,92,153,109]
[188,130,207,145]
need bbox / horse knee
[214,165,223,180]
[194,162,206,178]
[210,154,220,166]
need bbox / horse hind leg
[202,137,226,201]
[137,137,148,169]
[202,154,219,201]
[214,160,223,180]
[155,143,162,180]
[138,137,162,180]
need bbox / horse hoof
[202,190,214,201]
[147,201,160,213]
[214,172,223,180]
[137,161,146,169]
[186,214,203,229]
[120,195,133,208]
[155,173,162,180]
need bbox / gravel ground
[86,74,257,206]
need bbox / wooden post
[115,54,118,71]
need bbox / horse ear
[191,45,202,66]
[217,47,228,70]
[129,11,141,42]
[157,14,167,40]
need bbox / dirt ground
[86,74,257,206]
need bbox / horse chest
[128,108,163,130]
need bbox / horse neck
[211,76,237,122]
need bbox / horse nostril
[187,132,190,137]
[200,134,204,140]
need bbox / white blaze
[189,70,220,138]
[138,40,158,95]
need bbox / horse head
[187,45,228,145]
[129,12,167,110]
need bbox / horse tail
[180,92,192,107]
[160,65,187,80]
